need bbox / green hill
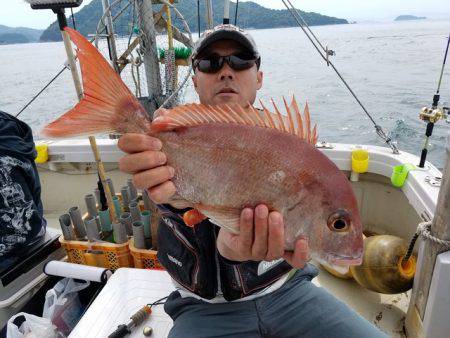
[39,0,348,42]
[0,24,43,44]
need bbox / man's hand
[216,204,309,269]
[118,133,175,204]
[118,108,178,205]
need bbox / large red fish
[43,28,363,266]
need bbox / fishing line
[435,33,450,96]
[281,0,399,154]
[16,66,67,118]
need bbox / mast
[205,0,213,29]
[138,0,163,112]
[101,0,120,73]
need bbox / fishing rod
[418,33,450,168]
[281,0,399,154]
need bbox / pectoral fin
[195,204,241,234]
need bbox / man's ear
[256,71,263,90]
[192,74,199,93]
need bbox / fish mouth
[330,256,362,266]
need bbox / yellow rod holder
[165,2,174,50]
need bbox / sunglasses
[193,53,260,73]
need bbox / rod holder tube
[132,221,146,249]
[113,222,127,244]
[106,178,115,197]
[113,196,122,218]
[99,208,112,231]
[141,210,152,239]
[85,193,98,218]
[127,178,138,201]
[142,189,152,211]
[69,206,86,239]
[59,213,75,240]
[129,201,141,223]
[85,216,100,241]
[94,188,101,207]
[121,186,130,212]
[119,212,133,236]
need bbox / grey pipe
[129,201,141,223]
[59,213,75,240]
[85,193,98,218]
[106,178,115,197]
[121,186,130,211]
[69,206,86,239]
[94,187,101,207]
[119,212,133,236]
[142,189,152,211]
[113,222,127,244]
[85,216,100,241]
[132,220,146,249]
[127,178,138,201]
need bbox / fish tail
[41,27,150,138]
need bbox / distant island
[395,15,426,21]
[39,0,348,42]
[0,24,43,45]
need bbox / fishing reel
[419,106,449,124]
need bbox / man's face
[192,40,263,107]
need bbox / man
[0,111,46,271]
[118,25,385,337]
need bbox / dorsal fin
[151,96,318,144]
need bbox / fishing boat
[1,1,449,337]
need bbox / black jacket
[157,204,292,301]
[0,111,46,267]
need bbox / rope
[16,66,67,118]
[281,0,399,155]
[403,221,450,263]
[159,65,193,109]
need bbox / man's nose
[217,62,235,81]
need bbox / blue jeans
[164,264,387,338]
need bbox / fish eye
[327,210,351,232]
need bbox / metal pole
[205,0,213,29]
[234,0,239,25]
[197,0,201,37]
[223,0,230,24]
[56,9,83,101]
[138,0,163,112]
[101,0,120,73]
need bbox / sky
[1,0,449,30]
